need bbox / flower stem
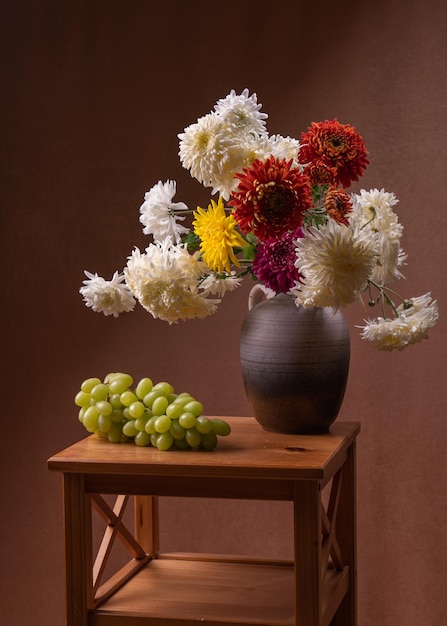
[366,278,406,318]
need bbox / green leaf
[302,209,328,228]
[241,232,257,261]
[245,232,258,245]
[242,243,256,261]
[311,183,329,205]
[182,230,200,251]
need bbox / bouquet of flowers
[80,89,438,351]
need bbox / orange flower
[299,119,369,188]
[305,159,338,187]
[324,187,353,226]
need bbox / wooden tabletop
[48,417,359,482]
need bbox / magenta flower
[252,229,304,293]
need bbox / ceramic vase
[239,291,350,434]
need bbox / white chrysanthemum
[352,188,399,216]
[178,111,271,199]
[124,239,219,324]
[209,132,303,200]
[200,272,242,297]
[358,293,439,351]
[213,88,268,136]
[139,180,189,244]
[350,188,405,285]
[290,221,379,309]
[80,271,136,317]
[210,132,270,199]
[179,112,246,197]
[264,134,302,168]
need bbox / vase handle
[248,284,276,310]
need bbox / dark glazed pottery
[240,293,350,434]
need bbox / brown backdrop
[2,1,447,625]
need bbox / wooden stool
[48,417,359,626]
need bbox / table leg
[294,479,322,626]
[63,473,92,626]
[331,441,357,626]
[134,495,159,557]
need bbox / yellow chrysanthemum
[193,197,248,274]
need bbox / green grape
[76,374,227,450]
[179,412,196,429]
[109,393,123,409]
[74,390,91,407]
[157,431,174,451]
[128,400,145,418]
[144,416,157,434]
[120,390,138,407]
[183,400,204,417]
[172,394,195,407]
[91,383,109,401]
[169,420,186,440]
[80,377,102,393]
[96,400,113,416]
[142,388,166,408]
[195,415,212,434]
[210,418,231,436]
[98,414,112,433]
[106,371,133,384]
[200,430,218,451]
[134,416,147,432]
[110,408,125,423]
[166,403,183,420]
[83,406,99,432]
[152,395,169,417]
[122,420,138,438]
[83,404,99,420]
[108,422,123,443]
[152,381,174,396]
[108,379,129,394]
[154,415,171,433]
[185,427,201,448]
[135,431,151,447]
[135,377,153,399]
[108,373,133,394]
[174,437,189,450]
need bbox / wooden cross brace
[90,494,151,606]
[321,467,345,581]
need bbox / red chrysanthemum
[229,156,312,241]
[298,119,369,188]
[252,229,304,294]
[305,159,338,187]
[324,187,353,226]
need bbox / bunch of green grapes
[74,372,231,451]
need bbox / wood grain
[50,418,359,625]
[49,418,359,484]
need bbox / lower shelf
[90,556,349,626]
